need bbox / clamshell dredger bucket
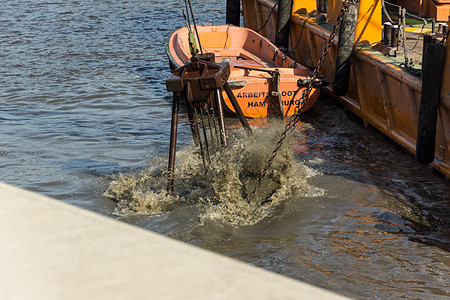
[165,55,253,193]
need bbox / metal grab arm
[234,65,280,76]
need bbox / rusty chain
[248,1,354,206]
[400,8,410,71]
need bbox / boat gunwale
[165,28,182,71]
[166,25,312,73]
[165,25,320,119]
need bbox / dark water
[1,1,449,299]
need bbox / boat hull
[221,76,317,118]
[166,25,320,118]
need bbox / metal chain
[248,1,353,206]
[400,8,410,70]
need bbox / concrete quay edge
[0,181,348,300]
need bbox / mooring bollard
[383,22,392,45]
[391,25,399,48]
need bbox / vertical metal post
[318,0,327,13]
[416,43,446,164]
[198,103,211,162]
[422,33,433,70]
[208,95,222,147]
[192,103,208,170]
[275,0,293,48]
[226,0,240,26]
[205,102,217,152]
[184,83,201,145]
[443,24,448,36]
[215,89,228,146]
[268,71,284,118]
[167,93,180,193]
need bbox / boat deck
[368,24,437,76]
[315,16,436,77]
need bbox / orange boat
[165,25,323,118]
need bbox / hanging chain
[248,1,354,206]
[400,8,410,70]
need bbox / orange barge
[240,0,450,178]
[166,25,323,118]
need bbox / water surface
[1,1,449,299]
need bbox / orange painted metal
[241,0,450,177]
[166,25,320,118]
[325,0,382,45]
[399,0,450,21]
[292,0,317,15]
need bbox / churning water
[1,0,449,298]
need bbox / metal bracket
[234,66,284,118]
[297,77,329,87]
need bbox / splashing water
[104,122,324,225]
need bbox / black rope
[406,22,427,52]
[256,3,278,33]
[285,15,314,57]
[381,0,394,24]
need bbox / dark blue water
[1,1,449,299]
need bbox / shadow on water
[298,95,450,252]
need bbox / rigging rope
[285,14,315,57]
[381,0,394,24]
[384,1,432,21]
[256,3,278,33]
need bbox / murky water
[1,1,449,299]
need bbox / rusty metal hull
[242,0,450,177]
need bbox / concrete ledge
[0,182,348,299]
